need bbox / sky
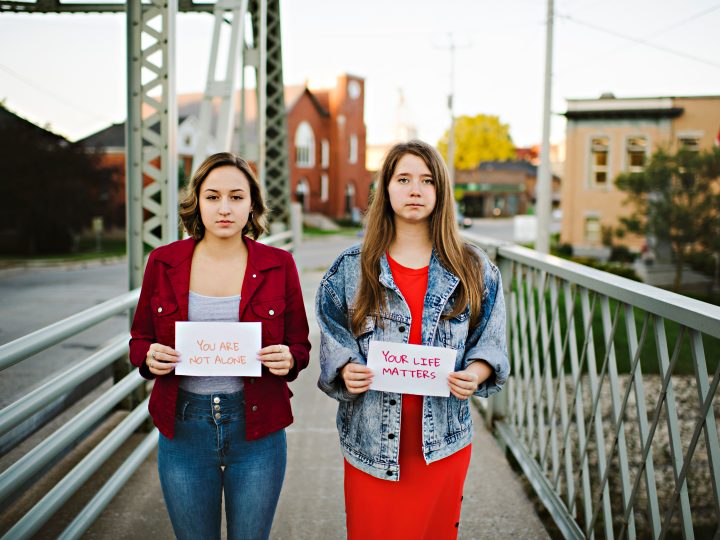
[1,0,719,149]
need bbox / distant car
[457,211,472,229]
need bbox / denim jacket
[316,243,509,481]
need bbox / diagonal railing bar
[526,268,549,461]
[616,324,687,539]
[537,273,564,473]
[688,330,720,523]
[509,290,523,433]
[657,355,720,540]
[578,287,613,538]
[523,267,542,456]
[587,312,656,539]
[515,263,535,448]
[549,277,574,505]
[557,284,597,524]
[624,305,663,537]
[601,298,637,540]
[653,317,693,538]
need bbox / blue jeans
[158,389,286,540]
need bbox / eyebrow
[394,171,433,177]
[202,187,246,193]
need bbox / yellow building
[560,94,720,256]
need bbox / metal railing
[465,232,720,540]
[0,228,298,540]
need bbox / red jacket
[129,237,311,440]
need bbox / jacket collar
[154,236,284,321]
[379,248,460,306]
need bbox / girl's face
[198,165,252,241]
[387,153,436,225]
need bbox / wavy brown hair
[350,140,483,334]
[180,152,267,240]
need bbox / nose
[409,179,422,195]
[218,198,231,214]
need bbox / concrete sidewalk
[79,238,548,539]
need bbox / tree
[615,147,720,291]
[437,114,515,170]
[0,106,115,255]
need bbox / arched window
[295,122,315,167]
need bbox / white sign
[174,322,262,377]
[366,340,457,397]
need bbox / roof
[477,160,538,175]
[0,104,68,143]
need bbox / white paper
[174,322,262,377]
[366,340,456,397]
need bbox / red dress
[344,253,472,540]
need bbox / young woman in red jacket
[129,153,311,540]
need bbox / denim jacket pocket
[439,307,470,353]
[251,298,286,344]
[355,316,375,360]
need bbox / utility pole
[436,33,468,187]
[447,34,456,187]
[535,0,554,253]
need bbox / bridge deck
[2,235,550,539]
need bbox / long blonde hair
[350,140,483,334]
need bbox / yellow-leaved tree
[437,114,515,170]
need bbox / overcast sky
[1,0,719,148]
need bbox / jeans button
[389,399,397,406]
[388,433,395,440]
[213,397,220,404]
[214,413,221,419]
[386,470,393,476]
[214,405,220,411]
[398,326,406,333]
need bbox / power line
[555,11,720,70]
[0,63,114,124]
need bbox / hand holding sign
[175,322,262,377]
[366,340,457,397]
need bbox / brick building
[80,73,371,222]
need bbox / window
[678,136,700,153]
[321,139,329,168]
[295,122,315,167]
[626,136,648,173]
[349,134,358,164]
[321,173,329,202]
[590,137,610,187]
[295,178,309,210]
[585,216,601,245]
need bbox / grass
[303,225,363,237]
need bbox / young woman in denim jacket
[129,153,311,540]
[316,140,509,539]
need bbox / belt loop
[180,400,189,421]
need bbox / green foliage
[615,146,720,290]
[437,114,515,170]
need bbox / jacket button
[252,274,257,278]
[157,307,163,313]
[398,326,405,333]
[388,433,395,439]
[389,399,397,406]
[269,309,275,316]
[386,470,393,476]
[251,405,258,412]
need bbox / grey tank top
[178,291,244,395]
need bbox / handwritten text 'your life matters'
[175,321,262,377]
[367,340,456,397]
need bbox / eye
[422,178,434,184]
[231,195,244,201]
[396,177,409,184]
[205,194,218,200]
